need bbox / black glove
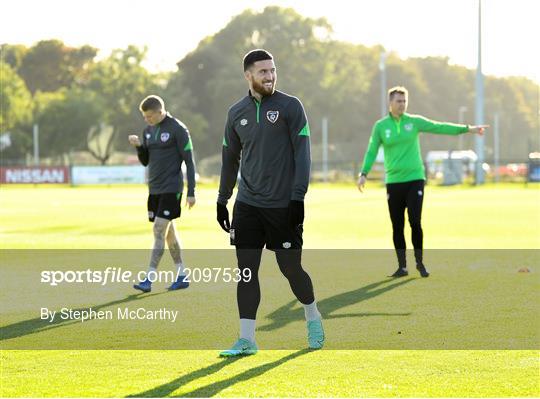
[216,203,230,232]
[288,200,304,228]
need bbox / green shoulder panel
[298,122,310,137]
[184,137,193,151]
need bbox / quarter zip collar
[248,90,271,124]
[247,90,279,124]
[248,89,261,103]
[248,89,277,103]
[389,111,403,122]
[388,112,405,134]
[151,113,169,141]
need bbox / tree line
[1,6,538,166]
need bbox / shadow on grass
[127,349,311,398]
[259,278,414,331]
[126,355,243,397]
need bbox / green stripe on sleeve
[298,122,310,137]
[183,137,193,151]
[222,136,228,147]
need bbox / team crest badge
[240,119,248,126]
[160,132,170,142]
[266,110,279,123]
[404,123,413,132]
[385,129,391,138]
[145,133,151,139]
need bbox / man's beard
[251,79,275,97]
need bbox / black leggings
[386,180,425,268]
[236,248,315,319]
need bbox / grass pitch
[1,183,539,397]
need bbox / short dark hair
[139,95,165,112]
[243,49,273,71]
[388,86,408,101]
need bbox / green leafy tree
[18,40,97,93]
[168,6,539,163]
[33,88,105,161]
[0,62,33,161]
[0,62,32,132]
[171,6,333,158]
[163,70,208,158]
[0,44,28,71]
[85,45,158,163]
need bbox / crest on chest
[266,110,279,123]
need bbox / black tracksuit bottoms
[386,179,425,268]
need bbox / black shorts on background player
[147,193,182,222]
[230,200,303,249]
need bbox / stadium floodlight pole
[379,51,387,119]
[377,51,387,169]
[458,106,467,150]
[474,0,486,184]
[494,112,500,183]
[33,123,39,166]
[322,117,329,182]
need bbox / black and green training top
[136,113,196,196]
[218,90,311,208]
[361,112,469,183]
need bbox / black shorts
[386,180,425,212]
[147,193,182,222]
[230,200,303,250]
